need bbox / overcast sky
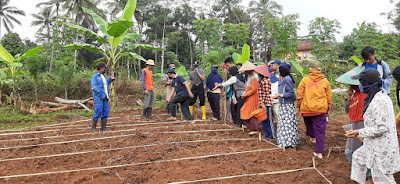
[6,0,396,42]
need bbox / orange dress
[240,76,259,120]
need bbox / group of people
[90,46,400,184]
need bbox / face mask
[359,81,379,93]
[212,68,218,73]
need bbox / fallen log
[55,97,93,104]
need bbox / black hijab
[361,79,382,113]
[228,66,245,82]
[279,66,295,83]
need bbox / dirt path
[0,109,399,183]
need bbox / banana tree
[0,45,44,107]
[232,44,251,64]
[63,0,161,108]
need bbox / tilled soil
[0,109,399,184]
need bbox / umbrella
[335,67,362,85]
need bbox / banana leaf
[82,8,108,36]
[121,0,137,20]
[107,19,133,37]
[175,65,187,77]
[289,60,307,76]
[64,23,107,44]
[0,45,14,63]
[237,44,250,64]
[124,44,163,51]
[63,43,104,53]
[335,66,362,85]
[232,52,240,62]
[16,46,44,62]
[351,56,363,65]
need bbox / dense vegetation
[1,0,400,111]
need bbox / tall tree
[0,0,26,39]
[308,17,341,78]
[36,0,61,16]
[211,0,240,23]
[248,0,282,62]
[61,0,105,29]
[269,14,300,60]
[31,6,56,43]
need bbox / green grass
[0,106,93,129]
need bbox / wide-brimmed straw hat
[238,61,255,72]
[146,59,155,66]
[254,64,271,78]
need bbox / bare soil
[0,109,399,184]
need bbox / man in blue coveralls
[91,62,115,132]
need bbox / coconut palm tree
[36,0,61,16]
[31,6,56,43]
[249,0,282,18]
[0,0,26,39]
[62,0,105,29]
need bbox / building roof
[298,41,312,51]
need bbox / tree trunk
[74,35,78,69]
[161,20,166,74]
[34,79,38,102]
[64,86,68,100]
[127,60,130,79]
[189,38,193,69]
[0,85,2,106]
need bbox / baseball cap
[272,59,281,65]
[96,62,107,70]
[351,69,381,85]
[167,68,175,74]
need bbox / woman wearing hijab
[273,62,299,148]
[239,61,260,135]
[347,69,400,184]
[206,65,223,120]
[214,66,246,127]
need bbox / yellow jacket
[296,69,332,114]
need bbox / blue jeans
[261,106,275,138]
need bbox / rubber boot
[101,119,107,132]
[92,120,97,132]
[142,108,146,118]
[201,106,206,120]
[189,106,194,115]
[147,108,153,118]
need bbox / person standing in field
[392,65,400,124]
[356,46,392,94]
[296,62,331,158]
[188,64,207,120]
[91,62,115,132]
[206,65,223,120]
[254,64,275,139]
[273,62,299,148]
[214,66,246,128]
[141,59,155,119]
[239,61,260,135]
[344,85,369,178]
[166,69,195,122]
[347,69,400,184]
[269,60,281,123]
[163,64,176,113]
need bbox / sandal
[313,152,323,159]
[167,117,177,121]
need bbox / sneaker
[310,138,316,144]
[211,117,218,121]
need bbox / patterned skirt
[277,103,299,148]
